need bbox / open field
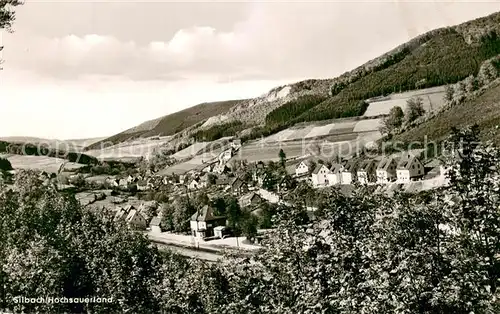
[86,137,172,159]
[1,154,85,173]
[158,162,201,176]
[172,142,212,160]
[364,86,446,117]
[353,119,382,133]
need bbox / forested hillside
[86,99,244,150]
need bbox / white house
[396,153,425,183]
[125,209,148,230]
[341,159,359,185]
[327,163,343,186]
[295,161,310,177]
[376,157,398,184]
[311,164,330,187]
[357,159,377,184]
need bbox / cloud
[2,1,500,82]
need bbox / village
[15,136,446,256]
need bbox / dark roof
[358,159,376,172]
[343,159,359,172]
[377,157,397,170]
[190,205,226,222]
[329,163,343,173]
[312,164,329,174]
[397,156,418,170]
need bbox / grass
[392,80,500,145]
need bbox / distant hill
[86,99,245,150]
[88,11,500,149]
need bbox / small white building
[149,216,162,233]
[311,164,331,187]
[376,157,398,184]
[295,161,310,177]
[357,159,377,184]
[327,163,343,186]
[396,153,425,183]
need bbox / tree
[278,149,286,168]
[240,211,258,241]
[160,203,175,231]
[405,96,425,124]
[0,0,22,69]
[172,196,196,233]
[444,84,454,103]
[0,157,12,171]
[380,106,404,134]
[0,170,162,313]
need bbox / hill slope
[89,11,500,149]
[86,99,244,150]
[393,79,500,145]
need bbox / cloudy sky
[0,0,499,139]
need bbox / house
[327,163,343,186]
[278,175,295,193]
[118,178,129,187]
[125,209,148,230]
[179,174,186,185]
[218,149,233,163]
[341,159,359,185]
[149,216,162,233]
[213,163,229,174]
[376,157,398,184]
[188,178,202,190]
[190,205,227,238]
[357,159,378,184]
[295,161,310,177]
[239,192,262,207]
[136,180,149,191]
[106,177,120,187]
[230,177,248,195]
[114,204,135,221]
[396,153,425,183]
[311,164,331,187]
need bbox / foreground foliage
[2,127,500,314]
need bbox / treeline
[265,95,327,127]
[75,160,137,176]
[190,121,245,142]
[0,141,98,165]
